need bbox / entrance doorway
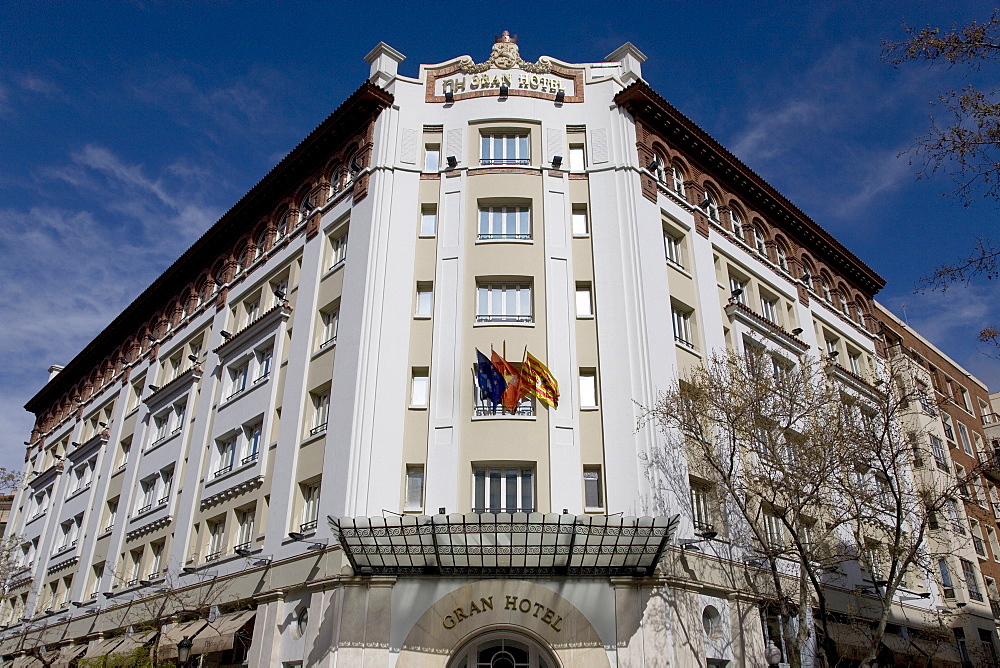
[448,631,558,668]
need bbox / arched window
[729,209,743,239]
[800,260,816,290]
[255,229,269,255]
[704,189,720,222]
[671,163,686,196]
[275,213,289,241]
[775,242,789,272]
[753,226,767,256]
[448,631,556,668]
[820,276,833,303]
[300,191,316,216]
[650,150,666,183]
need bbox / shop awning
[82,636,127,659]
[11,655,39,668]
[330,513,680,576]
[109,631,155,659]
[157,619,207,660]
[190,610,255,655]
[50,644,88,668]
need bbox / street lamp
[765,639,782,667]
[176,635,193,666]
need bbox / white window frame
[584,467,604,511]
[481,133,529,166]
[579,369,598,409]
[568,144,585,171]
[672,306,694,348]
[319,306,339,349]
[476,282,532,323]
[420,205,437,237]
[473,467,535,513]
[664,230,684,269]
[571,205,589,237]
[328,229,348,269]
[404,465,424,512]
[424,144,440,172]
[575,284,593,318]
[410,368,429,408]
[478,205,530,241]
[415,283,433,318]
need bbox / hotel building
[1,34,987,667]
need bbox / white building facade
[2,35,934,667]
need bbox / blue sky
[1,1,998,473]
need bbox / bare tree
[642,348,981,667]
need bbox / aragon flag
[491,349,526,414]
[475,349,507,414]
[521,350,560,409]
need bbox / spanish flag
[521,350,560,409]
[491,349,527,413]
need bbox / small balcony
[299,519,318,532]
[241,451,260,466]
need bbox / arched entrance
[448,630,558,668]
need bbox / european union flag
[476,348,507,414]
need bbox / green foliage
[76,645,175,668]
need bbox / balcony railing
[254,372,270,385]
[299,519,318,532]
[214,465,233,478]
[103,523,114,533]
[319,336,337,350]
[472,507,536,514]
[475,314,532,324]
[135,503,152,515]
[474,404,534,417]
[126,578,140,587]
[204,550,222,562]
[478,233,531,241]
[157,496,169,506]
[480,158,529,166]
[983,412,1000,426]
[233,541,252,553]
[309,423,327,436]
[241,451,260,466]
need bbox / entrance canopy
[330,513,679,576]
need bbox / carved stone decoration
[459,31,552,74]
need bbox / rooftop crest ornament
[459,30,552,74]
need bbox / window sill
[674,340,702,358]
[584,507,605,514]
[473,321,535,328]
[666,262,693,280]
[217,376,267,410]
[572,233,590,239]
[576,315,595,320]
[322,260,346,280]
[129,500,168,524]
[111,464,127,478]
[125,405,141,418]
[97,529,113,540]
[25,512,47,526]
[580,406,600,412]
[418,234,436,239]
[408,405,428,411]
[413,314,432,320]
[471,413,536,422]
[144,430,180,455]
[204,456,260,489]
[65,484,92,502]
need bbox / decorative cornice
[724,301,809,351]
[47,556,79,575]
[615,81,885,297]
[213,305,291,359]
[458,32,552,74]
[126,515,173,542]
[200,476,264,511]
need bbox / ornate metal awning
[329,513,679,576]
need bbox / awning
[330,513,680,576]
[50,644,88,668]
[11,655,40,668]
[82,636,127,659]
[190,610,255,655]
[880,633,935,668]
[108,631,155,659]
[157,620,207,660]
[822,622,874,661]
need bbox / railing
[89,591,99,600]
[135,503,152,515]
[319,336,337,350]
[103,523,114,533]
[214,465,233,478]
[299,519,318,532]
[472,507,536,514]
[475,314,532,323]
[477,233,531,241]
[480,158,529,166]
[991,598,1000,619]
[241,452,259,466]
[157,496,169,506]
[309,423,327,436]
[693,520,715,533]
[126,578,139,587]
[983,412,1000,426]
[171,425,182,434]
[674,334,695,349]
[225,387,246,401]
[474,404,534,417]
[233,541,252,553]
[204,551,222,562]
[254,372,270,385]
[934,457,950,473]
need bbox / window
[255,346,273,383]
[128,548,143,586]
[318,306,339,349]
[972,520,987,557]
[961,558,984,601]
[152,411,169,442]
[243,296,260,327]
[848,352,862,376]
[136,477,155,514]
[671,163,686,196]
[664,230,684,269]
[579,369,598,408]
[729,210,743,239]
[979,629,998,664]
[575,283,593,318]
[244,421,262,464]
[947,498,965,534]
[584,467,603,510]
[104,499,117,533]
[301,481,321,531]
[763,509,784,547]
[568,143,585,171]
[424,144,440,172]
[958,422,974,455]
[864,543,882,580]
[481,133,529,165]
[571,205,588,237]
[404,465,424,512]
[215,436,237,477]
[172,401,186,434]
[476,282,532,323]
[671,305,694,348]
[235,507,255,551]
[420,205,437,237]
[704,190,719,222]
[206,519,225,561]
[328,228,348,269]
[415,283,433,318]
[930,435,949,471]
[988,525,1000,561]
[479,205,530,240]
[228,360,249,399]
[410,368,429,408]
[690,481,714,532]
[473,467,534,513]
[149,540,164,578]
[775,244,789,272]
[747,228,766,258]
[760,296,778,324]
[729,275,747,306]
[310,390,330,436]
